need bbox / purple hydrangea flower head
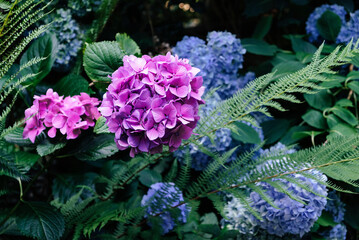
[337,10,359,44]
[321,224,347,240]
[99,53,205,157]
[23,89,101,142]
[141,182,190,234]
[172,32,247,99]
[325,190,346,223]
[306,4,347,43]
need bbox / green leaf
[21,34,58,86]
[94,116,110,134]
[4,127,33,146]
[290,36,317,54]
[326,114,344,129]
[271,52,297,66]
[292,131,324,140]
[15,151,39,173]
[304,90,333,110]
[83,41,124,83]
[200,213,218,225]
[139,169,162,187]
[241,38,278,56]
[335,99,353,108]
[328,123,358,139]
[54,74,93,96]
[252,15,272,39]
[231,122,261,144]
[316,211,339,227]
[115,33,141,56]
[302,109,327,129]
[36,139,66,157]
[75,134,118,161]
[346,71,359,81]
[16,202,65,240]
[331,106,358,126]
[316,11,342,41]
[350,52,359,68]
[280,125,311,145]
[348,80,359,95]
[320,74,346,88]
[262,119,290,145]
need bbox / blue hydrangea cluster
[42,9,83,71]
[141,182,190,234]
[222,143,328,238]
[306,4,347,43]
[174,92,263,171]
[325,190,346,223]
[68,0,101,17]
[321,224,347,240]
[337,10,359,44]
[172,31,247,99]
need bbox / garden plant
[1,0,359,239]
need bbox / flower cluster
[222,143,327,238]
[23,89,100,143]
[68,0,101,17]
[321,224,347,240]
[306,4,347,43]
[172,31,247,99]
[325,190,346,223]
[249,170,327,237]
[141,182,190,234]
[99,53,205,157]
[174,92,263,171]
[337,10,359,44]
[42,9,83,71]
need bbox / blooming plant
[99,53,205,156]
[23,89,100,142]
[2,1,359,240]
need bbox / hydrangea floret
[325,190,346,223]
[141,182,190,234]
[23,89,100,143]
[321,224,347,240]
[99,53,205,157]
[306,4,347,43]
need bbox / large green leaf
[348,80,359,95]
[16,202,65,240]
[116,33,141,56]
[326,114,344,129]
[262,119,290,145]
[231,122,261,144]
[75,134,118,161]
[331,106,358,126]
[241,38,278,56]
[21,34,58,86]
[83,41,124,83]
[252,15,272,39]
[302,109,327,129]
[290,36,317,54]
[139,169,162,187]
[15,151,39,173]
[304,90,333,111]
[54,74,93,96]
[328,123,358,139]
[316,11,342,41]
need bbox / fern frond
[175,150,191,189]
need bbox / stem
[0,0,18,37]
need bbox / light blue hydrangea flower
[337,10,359,44]
[42,9,83,71]
[172,31,247,99]
[222,143,328,238]
[141,182,190,234]
[68,0,101,17]
[325,190,346,223]
[306,4,347,43]
[321,224,347,240]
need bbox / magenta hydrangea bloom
[23,89,101,143]
[99,53,205,157]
